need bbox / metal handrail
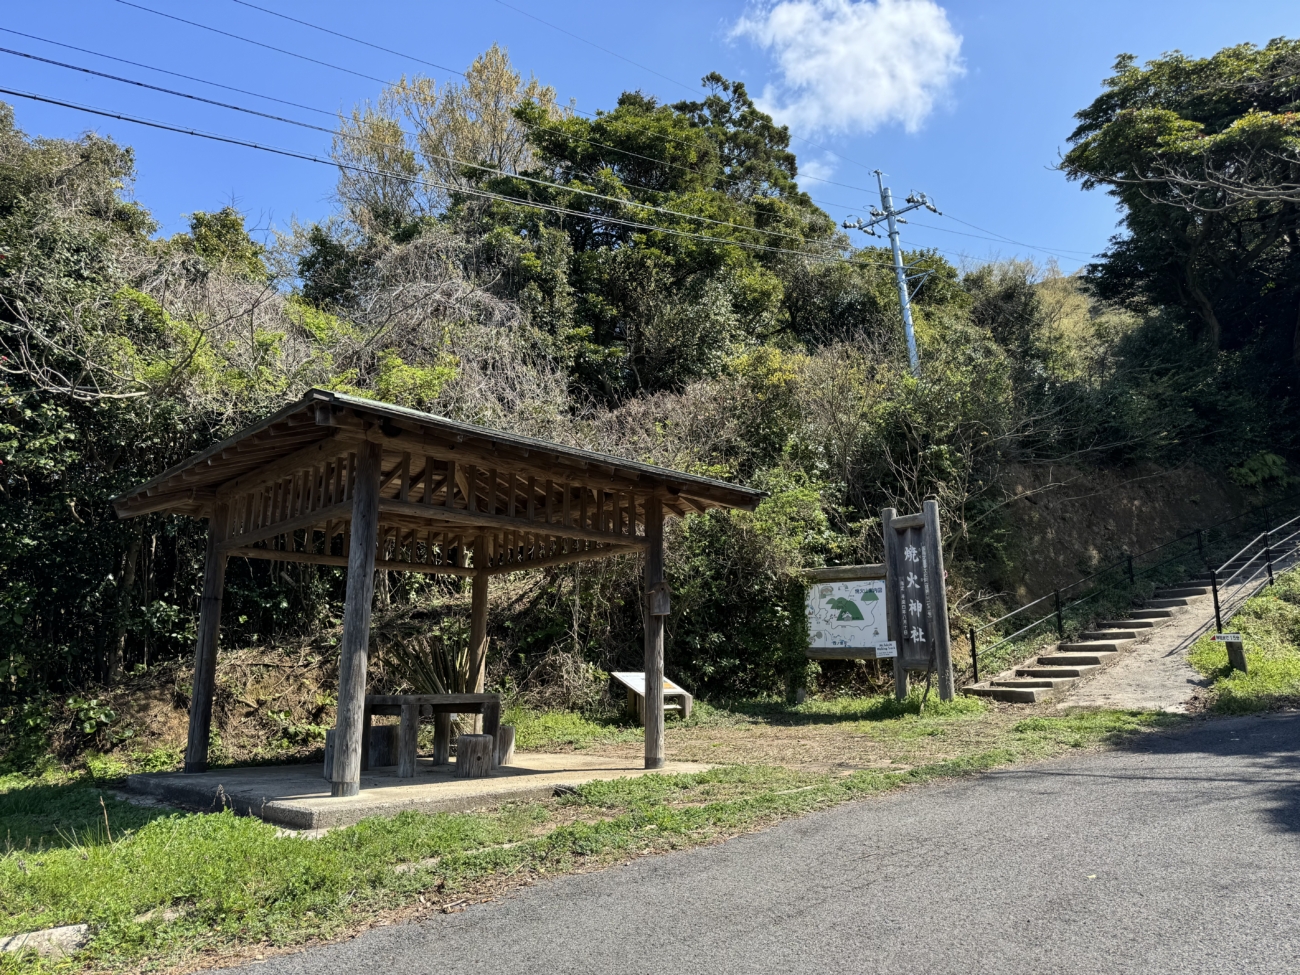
[967,496,1300,682]
[971,495,1299,639]
[1209,530,1300,632]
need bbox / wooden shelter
[113,389,763,797]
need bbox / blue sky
[3,0,1297,271]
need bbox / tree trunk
[108,528,143,682]
[1293,299,1300,373]
[1183,264,1222,349]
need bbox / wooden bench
[363,693,502,778]
[611,672,693,724]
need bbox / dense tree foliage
[1063,40,1300,360]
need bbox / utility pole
[843,171,939,376]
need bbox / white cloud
[796,153,839,185]
[732,0,964,135]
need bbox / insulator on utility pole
[842,170,939,377]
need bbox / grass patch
[1189,568,1300,713]
[0,692,1180,973]
[503,707,641,751]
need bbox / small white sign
[875,641,898,658]
[1211,633,1243,642]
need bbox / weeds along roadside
[0,698,1182,973]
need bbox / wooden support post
[881,507,908,701]
[398,702,418,778]
[922,499,955,702]
[469,546,490,732]
[184,503,230,773]
[330,440,383,798]
[433,712,452,765]
[644,495,666,769]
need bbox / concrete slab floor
[124,754,710,830]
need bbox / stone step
[1142,597,1194,608]
[1056,641,1129,653]
[962,682,1054,703]
[1099,619,1158,629]
[1154,586,1211,598]
[1080,630,1138,642]
[993,675,1078,688]
[1016,665,1100,678]
[1037,651,1118,666]
[1130,608,1179,619]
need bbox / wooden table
[363,693,502,778]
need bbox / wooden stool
[455,734,494,778]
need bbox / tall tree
[1062,40,1300,359]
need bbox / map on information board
[806,579,889,650]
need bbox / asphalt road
[236,713,1300,975]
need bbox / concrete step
[963,682,1055,703]
[1130,608,1180,619]
[995,675,1079,688]
[1016,665,1101,678]
[1038,651,1119,666]
[1142,597,1195,608]
[1056,641,1129,653]
[1155,586,1211,598]
[1080,630,1139,642]
[1099,619,1158,629]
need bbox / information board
[806,578,892,655]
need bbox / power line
[64,9,869,219]
[0,26,334,120]
[112,0,391,85]
[0,45,848,252]
[228,0,463,78]
[907,220,1094,262]
[489,0,881,177]
[206,0,882,198]
[0,85,903,270]
[937,213,1098,259]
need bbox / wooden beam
[115,489,213,518]
[376,498,646,548]
[485,540,639,575]
[354,423,655,497]
[215,430,357,500]
[225,546,477,577]
[220,500,352,550]
[881,506,907,701]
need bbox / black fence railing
[966,492,1300,683]
[1207,513,1300,632]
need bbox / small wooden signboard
[882,500,955,701]
[801,563,893,660]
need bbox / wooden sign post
[881,499,955,701]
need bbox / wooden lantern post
[183,503,230,773]
[644,495,666,769]
[330,440,383,797]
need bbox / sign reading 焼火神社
[882,500,955,701]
